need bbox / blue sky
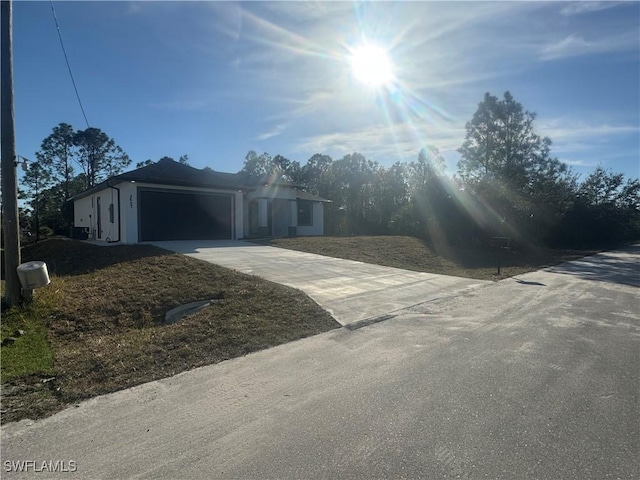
[12,1,640,181]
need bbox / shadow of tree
[21,239,173,277]
[546,245,640,287]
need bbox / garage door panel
[139,190,232,241]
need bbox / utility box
[17,261,51,290]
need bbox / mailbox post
[490,236,511,276]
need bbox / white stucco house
[70,158,329,244]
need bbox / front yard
[1,240,338,423]
[261,236,600,280]
[1,235,600,423]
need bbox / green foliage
[22,161,53,241]
[240,151,274,178]
[457,91,579,245]
[554,167,640,246]
[239,151,302,183]
[73,127,131,189]
[136,159,154,168]
[36,123,75,201]
[22,123,131,235]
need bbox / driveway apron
[150,240,490,326]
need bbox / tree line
[20,92,639,248]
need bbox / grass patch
[1,285,61,422]
[260,236,601,281]
[1,297,56,382]
[1,239,338,423]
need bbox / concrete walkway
[150,240,490,326]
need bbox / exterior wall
[243,187,326,238]
[73,181,325,242]
[73,186,121,243]
[235,191,244,240]
[75,182,244,244]
[242,195,249,238]
[245,186,297,238]
[296,201,324,236]
[119,182,137,244]
[73,195,95,235]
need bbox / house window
[297,200,313,226]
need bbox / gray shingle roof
[113,158,246,189]
[70,159,246,200]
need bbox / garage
[138,188,233,241]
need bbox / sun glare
[349,44,395,88]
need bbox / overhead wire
[49,0,90,128]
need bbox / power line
[49,0,90,128]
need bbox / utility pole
[1,0,23,306]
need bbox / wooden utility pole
[1,0,23,306]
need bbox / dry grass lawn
[1,240,338,423]
[261,236,600,280]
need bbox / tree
[26,124,129,235]
[137,155,188,169]
[272,154,302,183]
[369,161,409,234]
[457,91,575,244]
[578,166,626,207]
[136,159,154,168]
[300,154,334,196]
[239,151,302,183]
[36,123,75,201]
[22,160,52,241]
[73,127,131,189]
[404,147,451,241]
[331,152,379,234]
[555,167,640,246]
[458,91,545,189]
[239,151,273,178]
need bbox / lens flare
[349,44,395,87]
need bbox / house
[70,158,329,244]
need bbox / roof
[296,190,331,203]
[70,159,247,201]
[70,159,331,203]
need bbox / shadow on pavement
[148,240,262,254]
[546,245,640,287]
[514,278,546,286]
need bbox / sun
[349,44,395,88]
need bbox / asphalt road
[2,246,638,479]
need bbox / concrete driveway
[150,240,490,326]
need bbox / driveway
[2,246,638,479]
[149,240,490,326]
